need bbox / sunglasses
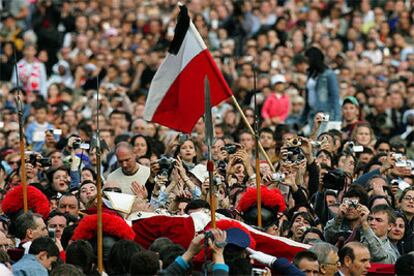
[103,187,122,193]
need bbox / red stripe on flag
[152,49,232,133]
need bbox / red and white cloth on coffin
[131,210,309,261]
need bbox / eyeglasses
[403,195,414,202]
[8,160,20,165]
[103,187,122,193]
[324,261,341,266]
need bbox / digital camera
[157,155,176,177]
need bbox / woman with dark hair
[389,211,409,255]
[47,166,70,195]
[397,187,414,253]
[173,138,199,169]
[288,212,316,242]
[106,240,142,275]
[81,167,97,183]
[66,240,99,275]
[130,134,152,159]
[301,47,340,126]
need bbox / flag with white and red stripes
[143,5,233,133]
[132,211,309,261]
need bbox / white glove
[246,247,277,267]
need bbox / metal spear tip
[10,86,26,95]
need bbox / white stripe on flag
[144,22,207,120]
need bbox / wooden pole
[16,92,28,213]
[96,149,103,273]
[204,77,216,228]
[12,47,28,213]
[231,96,275,173]
[253,66,262,228]
[95,80,103,274]
[255,154,262,227]
[207,160,216,228]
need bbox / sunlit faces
[51,169,69,193]
[49,151,63,168]
[367,211,391,239]
[400,190,414,215]
[47,215,67,240]
[259,162,272,176]
[179,140,197,163]
[259,131,275,150]
[389,217,405,241]
[239,132,255,152]
[81,169,95,182]
[58,195,79,217]
[353,125,373,146]
[31,216,48,240]
[212,139,225,161]
[316,151,332,167]
[233,163,246,183]
[344,246,371,276]
[337,155,355,175]
[132,136,148,158]
[116,146,138,175]
[342,102,359,123]
[376,142,391,154]
[79,183,97,205]
[291,214,312,241]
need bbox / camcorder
[347,142,363,153]
[217,160,227,176]
[26,151,51,167]
[157,155,176,177]
[323,169,346,191]
[72,138,90,150]
[221,144,240,155]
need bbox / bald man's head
[115,142,138,175]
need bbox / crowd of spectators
[0,0,414,275]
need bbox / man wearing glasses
[309,242,339,276]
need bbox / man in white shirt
[107,142,150,194]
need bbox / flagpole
[253,64,262,228]
[204,77,216,228]
[95,77,103,273]
[230,96,275,173]
[13,48,28,213]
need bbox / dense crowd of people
[0,0,414,275]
